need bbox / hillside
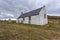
[48,15,60,19]
[0,19,60,40]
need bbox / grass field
[0,19,60,40]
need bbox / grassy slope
[0,19,60,40]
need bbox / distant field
[48,16,60,19]
[0,19,60,40]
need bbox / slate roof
[18,7,43,18]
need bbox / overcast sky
[0,0,60,19]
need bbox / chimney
[20,12,23,15]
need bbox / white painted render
[23,17,29,24]
[39,6,48,25]
[16,18,23,23]
[16,19,19,23]
[31,15,40,25]
[30,7,48,25]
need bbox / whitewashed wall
[20,18,23,23]
[31,15,40,25]
[16,18,23,23]
[23,17,29,24]
[31,14,45,25]
[16,19,19,23]
[43,6,48,24]
[39,6,48,25]
[31,6,48,25]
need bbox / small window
[29,16,31,24]
[44,14,46,18]
[29,16,31,20]
[23,17,25,21]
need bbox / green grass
[0,19,60,40]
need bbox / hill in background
[48,15,60,19]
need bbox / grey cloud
[0,0,60,19]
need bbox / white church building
[16,6,48,25]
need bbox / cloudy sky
[0,0,60,19]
